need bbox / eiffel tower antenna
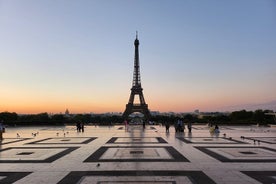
[123,33,151,121]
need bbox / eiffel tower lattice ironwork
[123,33,151,120]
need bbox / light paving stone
[0,125,276,183]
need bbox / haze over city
[0,0,275,114]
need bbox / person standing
[0,121,4,140]
[188,122,192,133]
[124,120,128,131]
[81,122,84,132]
[214,125,220,133]
[76,122,81,132]
[165,122,170,133]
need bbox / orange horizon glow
[1,84,275,114]
[1,96,274,114]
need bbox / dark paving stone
[0,138,32,145]
[176,137,247,144]
[0,147,79,163]
[239,151,257,155]
[129,150,144,154]
[194,146,276,162]
[84,146,189,162]
[0,172,32,184]
[106,137,167,144]
[243,137,276,144]
[241,171,276,184]
[16,152,34,155]
[26,137,97,144]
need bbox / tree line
[0,112,125,126]
[0,109,275,126]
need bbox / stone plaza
[0,124,276,183]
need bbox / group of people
[209,124,220,134]
[76,122,84,132]
[165,120,220,134]
[165,120,192,133]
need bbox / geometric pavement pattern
[243,137,276,144]
[84,146,189,162]
[0,172,32,183]
[0,138,31,145]
[0,146,79,163]
[176,136,247,144]
[194,146,276,162]
[57,170,216,184]
[0,125,276,183]
[241,171,276,183]
[106,137,168,144]
[26,137,97,144]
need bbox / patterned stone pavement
[0,124,276,184]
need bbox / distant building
[150,111,160,116]
[65,109,70,117]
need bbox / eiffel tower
[123,33,151,121]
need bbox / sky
[0,0,276,114]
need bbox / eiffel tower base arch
[123,103,151,122]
